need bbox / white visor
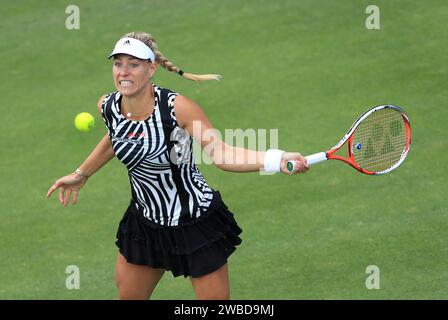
[108,37,155,61]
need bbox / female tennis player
[46,32,309,300]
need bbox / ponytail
[122,32,221,82]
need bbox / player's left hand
[281,152,309,175]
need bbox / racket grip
[286,152,327,172]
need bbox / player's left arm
[173,95,308,174]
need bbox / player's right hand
[46,173,87,206]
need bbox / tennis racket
[287,105,411,175]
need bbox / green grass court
[0,0,447,299]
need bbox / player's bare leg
[115,252,165,300]
[190,263,230,300]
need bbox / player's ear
[149,61,157,78]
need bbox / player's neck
[121,83,154,113]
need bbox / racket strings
[353,108,407,173]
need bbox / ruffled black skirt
[115,191,242,278]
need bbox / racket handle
[286,152,327,172]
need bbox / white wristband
[264,149,285,173]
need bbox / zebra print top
[101,84,215,226]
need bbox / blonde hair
[121,32,221,82]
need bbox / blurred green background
[0,0,446,299]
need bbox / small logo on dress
[112,134,142,145]
[127,132,146,139]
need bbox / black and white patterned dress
[101,84,242,277]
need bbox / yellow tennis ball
[74,112,95,132]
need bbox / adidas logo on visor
[108,37,155,61]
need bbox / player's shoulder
[97,92,116,113]
[173,94,208,129]
[97,95,106,112]
[173,95,203,112]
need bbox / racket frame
[288,105,411,175]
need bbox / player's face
[113,54,156,96]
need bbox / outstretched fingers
[72,190,79,205]
[47,181,60,198]
[59,187,65,204]
[48,180,79,206]
[64,189,72,207]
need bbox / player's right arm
[46,95,115,206]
